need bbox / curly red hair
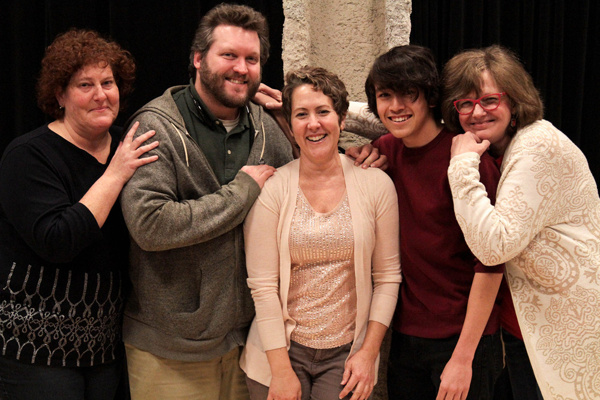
[36,29,136,119]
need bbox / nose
[390,95,405,111]
[233,58,248,75]
[307,114,320,130]
[472,102,486,117]
[93,84,108,101]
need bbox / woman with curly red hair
[0,29,157,399]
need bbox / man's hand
[241,164,276,188]
[436,355,472,400]
[345,144,388,170]
[253,83,283,110]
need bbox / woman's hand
[105,121,159,185]
[450,132,490,158]
[338,348,377,400]
[79,122,158,228]
[267,367,302,400]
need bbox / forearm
[79,172,124,228]
[266,347,294,376]
[451,272,503,363]
[123,170,260,251]
[360,321,388,358]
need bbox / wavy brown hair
[441,45,543,136]
[282,66,349,126]
[37,29,136,120]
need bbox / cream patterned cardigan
[447,120,600,400]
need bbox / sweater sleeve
[447,124,565,265]
[471,154,504,274]
[120,112,261,252]
[343,101,387,141]
[244,179,288,351]
[369,171,402,326]
[0,143,101,263]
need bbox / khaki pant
[126,343,249,400]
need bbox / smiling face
[194,24,261,119]
[291,85,344,166]
[56,63,119,136]
[375,87,440,147]
[458,70,513,153]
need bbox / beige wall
[282,0,412,102]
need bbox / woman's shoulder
[511,119,577,156]
[259,159,299,196]
[514,119,564,143]
[2,125,54,159]
[341,155,395,193]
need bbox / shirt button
[227,150,232,155]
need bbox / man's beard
[199,60,261,109]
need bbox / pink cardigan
[240,154,401,386]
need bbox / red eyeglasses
[453,92,507,115]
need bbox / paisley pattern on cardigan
[448,120,600,400]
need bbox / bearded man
[119,4,293,400]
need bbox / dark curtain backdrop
[1,0,284,156]
[411,0,600,181]
[2,1,598,181]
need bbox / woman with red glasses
[442,45,600,400]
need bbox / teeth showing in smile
[228,79,246,84]
[390,116,410,122]
[307,134,326,142]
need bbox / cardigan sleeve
[368,170,402,326]
[447,123,568,265]
[244,179,288,352]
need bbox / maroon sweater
[373,128,503,338]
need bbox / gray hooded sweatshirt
[120,86,293,361]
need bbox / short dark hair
[282,66,349,125]
[441,45,544,135]
[188,3,270,80]
[365,45,442,123]
[37,29,135,120]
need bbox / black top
[0,125,128,367]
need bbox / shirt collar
[187,80,250,130]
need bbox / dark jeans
[502,329,544,400]
[0,355,122,400]
[387,330,503,400]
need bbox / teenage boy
[366,45,504,400]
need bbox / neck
[194,80,240,120]
[403,118,444,148]
[489,134,512,157]
[299,154,343,180]
[48,119,111,162]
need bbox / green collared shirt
[173,82,252,185]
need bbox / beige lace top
[287,188,356,349]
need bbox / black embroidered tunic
[0,125,128,367]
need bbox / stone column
[282,0,411,148]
